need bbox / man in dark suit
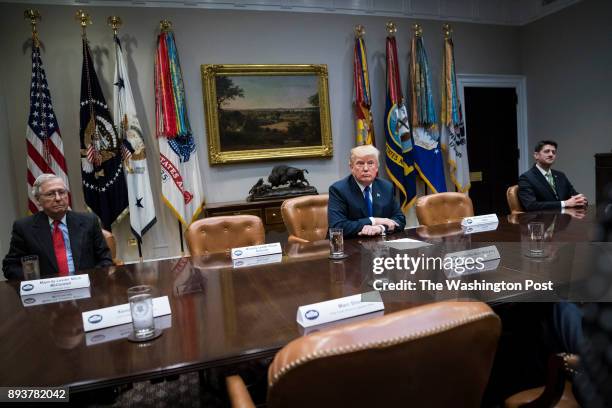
[518,140,587,212]
[328,145,406,238]
[2,174,112,280]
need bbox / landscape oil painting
[202,64,332,164]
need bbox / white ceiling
[5,0,582,25]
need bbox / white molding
[456,73,529,176]
[1,0,581,26]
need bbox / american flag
[26,45,70,213]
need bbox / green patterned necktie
[545,171,555,189]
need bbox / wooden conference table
[0,209,602,393]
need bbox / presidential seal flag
[112,30,157,241]
[441,25,470,193]
[155,22,204,226]
[26,36,70,214]
[409,25,447,194]
[79,36,128,230]
[353,25,374,146]
[384,23,416,211]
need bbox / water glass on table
[329,228,345,258]
[21,255,40,281]
[527,222,545,256]
[127,285,156,340]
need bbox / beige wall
[520,0,612,202]
[0,2,522,261]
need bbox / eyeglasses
[353,160,377,169]
[40,189,68,199]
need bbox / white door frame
[457,74,529,175]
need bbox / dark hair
[534,140,558,152]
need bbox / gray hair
[350,145,380,164]
[32,174,66,198]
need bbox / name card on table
[231,242,282,260]
[443,245,501,277]
[296,291,384,328]
[20,274,90,296]
[461,214,498,227]
[82,296,172,332]
[21,287,91,307]
[86,315,172,346]
[462,221,499,234]
[233,253,282,268]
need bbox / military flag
[409,25,447,193]
[353,26,375,146]
[155,25,204,226]
[384,25,416,211]
[112,30,157,242]
[26,34,70,213]
[441,25,470,193]
[79,35,129,230]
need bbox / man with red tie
[2,174,112,280]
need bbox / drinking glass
[329,228,344,258]
[127,285,155,339]
[527,222,545,256]
[21,255,40,281]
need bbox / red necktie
[52,220,69,276]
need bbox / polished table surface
[0,210,603,391]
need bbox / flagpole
[178,220,184,255]
[75,9,92,37]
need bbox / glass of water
[527,222,545,256]
[329,228,344,258]
[21,255,40,281]
[128,285,156,339]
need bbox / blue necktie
[364,186,373,217]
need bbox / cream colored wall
[0,2,522,262]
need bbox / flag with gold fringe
[79,35,128,230]
[384,26,416,211]
[155,24,204,226]
[353,26,375,146]
[26,32,71,214]
[441,25,470,193]
[409,25,447,194]
[113,30,157,242]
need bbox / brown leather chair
[505,353,580,408]
[281,194,328,244]
[226,301,501,408]
[185,215,265,256]
[416,192,474,227]
[102,229,122,265]
[507,185,524,214]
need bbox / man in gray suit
[3,174,112,280]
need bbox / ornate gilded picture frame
[201,64,333,164]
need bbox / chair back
[506,185,524,214]
[416,192,474,226]
[266,301,501,408]
[185,215,265,256]
[102,229,117,261]
[281,194,328,243]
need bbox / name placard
[296,291,384,328]
[85,315,172,346]
[231,242,282,260]
[233,253,282,268]
[461,214,499,227]
[462,221,499,234]
[20,274,90,296]
[21,287,91,307]
[445,245,501,263]
[82,296,172,332]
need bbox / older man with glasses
[2,174,112,280]
[328,145,406,238]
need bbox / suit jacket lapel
[32,212,58,273]
[66,212,83,270]
[531,166,558,199]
